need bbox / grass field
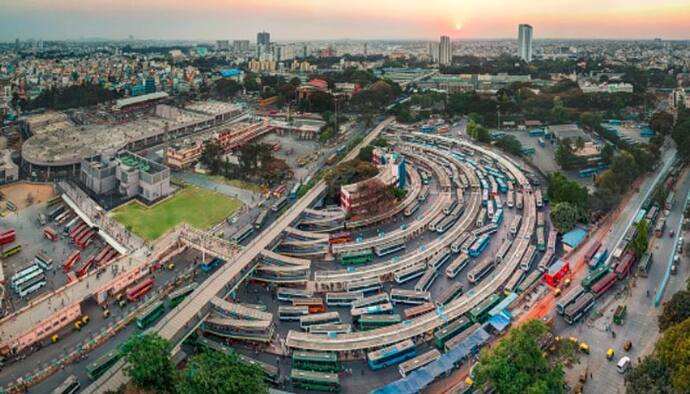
[112,186,242,241]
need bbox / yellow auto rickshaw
[607,348,615,360]
[51,334,59,343]
[554,288,562,297]
[564,278,572,288]
[579,342,590,354]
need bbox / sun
[455,22,463,31]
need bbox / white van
[616,356,631,373]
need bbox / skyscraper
[439,36,451,66]
[257,31,271,46]
[518,24,533,62]
[428,42,439,63]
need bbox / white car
[617,356,631,373]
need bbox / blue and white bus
[277,287,314,302]
[374,240,406,257]
[427,248,451,270]
[367,339,417,370]
[289,183,302,200]
[394,262,426,284]
[390,289,431,305]
[200,257,224,273]
[492,208,504,225]
[469,235,491,258]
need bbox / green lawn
[112,186,242,241]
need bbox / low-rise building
[81,151,171,203]
[0,149,18,184]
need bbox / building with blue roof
[562,227,588,253]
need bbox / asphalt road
[555,147,683,393]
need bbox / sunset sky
[1,0,689,41]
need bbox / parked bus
[52,375,80,394]
[271,196,288,212]
[339,249,374,265]
[231,224,255,244]
[390,289,431,305]
[86,350,120,380]
[359,314,402,330]
[2,243,22,258]
[63,217,80,235]
[404,201,420,217]
[414,267,438,292]
[167,283,198,307]
[309,324,352,335]
[433,316,472,350]
[325,291,363,306]
[450,232,471,254]
[43,227,58,241]
[438,282,464,305]
[292,298,326,313]
[591,271,618,299]
[292,351,340,372]
[136,301,166,329]
[398,349,441,378]
[347,278,382,294]
[48,204,65,219]
[655,218,666,237]
[469,293,501,323]
[468,235,490,258]
[556,286,585,315]
[402,302,435,320]
[467,258,495,284]
[329,231,352,245]
[46,195,62,207]
[394,262,427,284]
[300,312,341,330]
[582,266,610,290]
[495,240,513,264]
[278,306,309,321]
[254,210,268,229]
[503,270,525,295]
[517,270,542,293]
[584,241,601,265]
[367,339,416,370]
[351,303,394,319]
[427,248,451,270]
[35,252,54,270]
[445,253,470,279]
[290,183,302,199]
[277,287,313,302]
[519,245,537,271]
[563,292,595,325]
[291,369,341,392]
[374,240,406,257]
[509,215,522,236]
[665,191,676,210]
[126,278,154,302]
[351,293,390,309]
[0,228,16,246]
[637,253,653,277]
[615,252,636,280]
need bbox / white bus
[390,289,431,305]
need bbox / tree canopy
[655,317,690,391]
[473,319,565,394]
[629,219,649,259]
[121,334,175,393]
[550,202,580,233]
[176,350,268,394]
[324,159,378,204]
[658,290,690,331]
[625,356,675,394]
[547,173,589,210]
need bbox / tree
[655,317,690,392]
[550,202,580,233]
[324,160,378,204]
[658,290,690,331]
[630,219,649,259]
[211,78,241,99]
[600,143,615,163]
[625,356,675,394]
[551,96,568,123]
[649,111,674,135]
[547,173,589,210]
[671,118,690,161]
[121,334,175,393]
[319,126,336,144]
[177,350,268,394]
[580,111,603,131]
[200,141,224,175]
[473,320,565,394]
[494,135,523,156]
[358,145,375,162]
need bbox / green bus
[46,195,62,207]
[86,350,120,380]
[433,316,472,350]
[339,249,374,265]
[292,351,340,372]
[167,283,198,307]
[358,313,401,330]
[468,294,501,323]
[516,270,542,293]
[291,368,341,392]
[582,266,610,290]
[136,301,165,329]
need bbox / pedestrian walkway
[175,172,260,208]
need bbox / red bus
[615,252,636,280]
[0,228,16,246]
[43,227,58,241]
[329,231,353,245]
[273,184,287,196]
[591,272,618,299]
[72,226,90,243]
[94,246,112,264]
[69,222,86,238]
[76,230,95,249]
[402,303,435,320]
[583,240,601,264]
[76,256,96,278]
[126,278,154,302]
[101,249,119,265]
[63,250,81,272]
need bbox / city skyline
[1,0,690,41]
